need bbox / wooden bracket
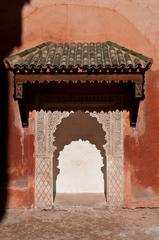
[130,98,140,127]
[18,98,29,127]
[135,79,144,98]
[15,82,23,99]
[14,78,28,127]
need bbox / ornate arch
[35,110,123,209]
[52,111,107,202]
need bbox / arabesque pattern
[35,110,123,208]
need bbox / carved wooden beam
[15,73,144,98]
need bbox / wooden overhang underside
[14,73,143,128]
[15,73,144,99]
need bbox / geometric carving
[90,110,123,206]
[35,111,69,209]
[35,157,53,209]
[15,82,23,99]
[135,80,143,98]
[35,110,123,208]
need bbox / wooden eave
[4,40,153,127]
[14,73,144,99]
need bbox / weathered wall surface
[5,0,159,207]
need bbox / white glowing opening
[57,140,104,193]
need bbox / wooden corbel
[135,78,144,98]
[14,76,28,127]
[130,76,144,127]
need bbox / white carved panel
[35,157,52,209]
[35,111,70,208]
[90,111,123,206]
[35,110,123,208]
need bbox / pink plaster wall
[7,0,159,208]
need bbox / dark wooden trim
[130,98,140,127]
[18,98,29,127]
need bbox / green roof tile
[4,40,153,74]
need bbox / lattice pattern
[35,157,53,209]
[35,110,123,208]
[90,111,123,206]
[35,111,69,208]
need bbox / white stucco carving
[35,110,123,208]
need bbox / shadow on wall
[0,0,30,221]
[53,112,107,202]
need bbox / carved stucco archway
[35,110,123,209]
[52,112,107,202]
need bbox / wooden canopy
[4,40,153,127]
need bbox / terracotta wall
[2,0,159,208]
